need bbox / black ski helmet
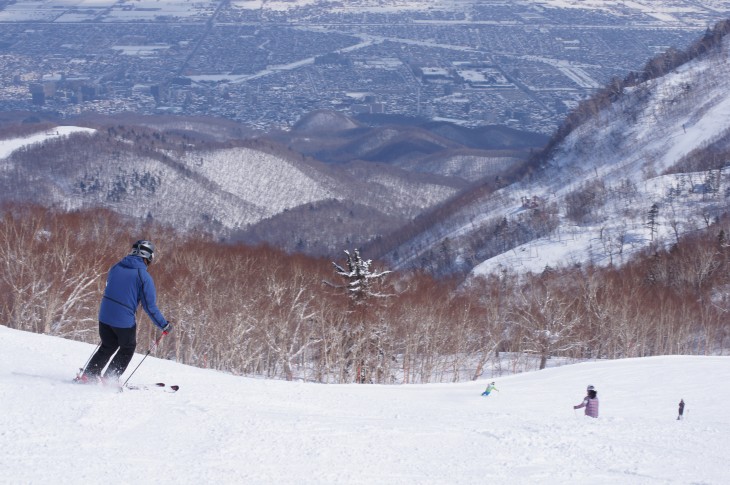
[130,240,155,263]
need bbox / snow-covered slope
[1,325,728,484]
[397,151,522,182]
[0,129,460,237]
[471,38,730,276]
[179,147,341,222]
[387,30,730,277]
[0,126,95,159]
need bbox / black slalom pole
[74,341,101,381]
[121,331,168,389]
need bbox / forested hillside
[0,111,540,256]
[2,206,727,383]
[372,20,730,278]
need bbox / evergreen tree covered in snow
[328,249,393,383]
[647,203,660,241]
[331,249,392,305]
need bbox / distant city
[1,0,727,134]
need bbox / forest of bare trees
[1,205,728,384]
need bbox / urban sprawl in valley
[0,0,727,134]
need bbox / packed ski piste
[3,325,729,484]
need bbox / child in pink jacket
[574,385,599,418]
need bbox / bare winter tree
[469,275,509,380]
[160,240,261,373]
[0,207,111,337]
[259,265,321,381]
[510,276,583,369]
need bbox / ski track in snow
[1,325,728,484]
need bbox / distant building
[421,67,452,84]
[29,81,57,105]
[29,84,45,105]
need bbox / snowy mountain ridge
[0,95,547,256]
[0,126,466,243]
[381,29,730,277]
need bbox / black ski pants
[85,322,137,379]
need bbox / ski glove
[161,322,173,334]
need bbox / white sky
[1,325,728,484]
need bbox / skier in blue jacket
[78,240,173,383]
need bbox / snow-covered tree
[647,203,660,241]
[326,249,393,382]
[329,249,392,305]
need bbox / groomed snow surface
[1,325,728,484]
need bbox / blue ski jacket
[98,255,168,329]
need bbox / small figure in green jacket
[481,382,498,396]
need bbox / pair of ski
[72,375,179,393]
[123,382,180,393]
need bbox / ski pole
[76,341,101,379]
[121,331,168,388]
